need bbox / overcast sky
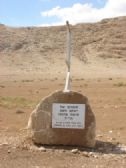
[0,0,126,27]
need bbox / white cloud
[41,0,126,26]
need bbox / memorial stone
[28,21,96,147]
[28,90,96,147]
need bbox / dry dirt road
[0,73,126,168]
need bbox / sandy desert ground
[0,16,126,167]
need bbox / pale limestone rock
[71,149,79,154]
[28,90,96,147]
[38,146,46,152]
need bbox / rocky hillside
[0,16,126,77]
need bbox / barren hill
[0,16,126,78]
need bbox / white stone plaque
[52,103,85,129]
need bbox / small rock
[39,146,46,152]
[62,149,66,153]
[7,150,11,153]
[16,109,25,114]
[97,134,103,138]
[36,90,39,93]
[12,146,17,149]
[34,166,40,168]
[93,154,99,158]
[29,146,38,151]
[82,151,90,157]
[89,152,94,156]
[109,130,113,133]
[118,145,126,153]
[122,155,126,158]
[0,142,9,146]
[71,149,79,154]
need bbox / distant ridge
[0,16,126,77]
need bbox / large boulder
[28,90,96,147]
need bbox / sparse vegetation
[97,79,101,82]
[0,96,37,109]
[84,83,88,87]
[21,79,34,82]
[114,82,126,87]
[0,85,5,88]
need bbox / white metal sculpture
[64,21,72,92]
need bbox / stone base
[28,90,96,147]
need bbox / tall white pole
[64,21,72,93]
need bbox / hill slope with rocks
[0,16,126,78]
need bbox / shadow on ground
[34,140,126,155]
